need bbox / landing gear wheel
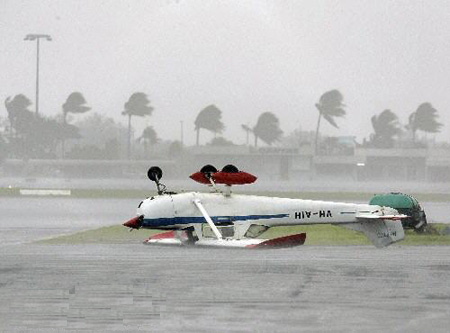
[222,164,239,173]
[200,165,218,174]
[147,166,163,182]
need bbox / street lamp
[24,34,52,115]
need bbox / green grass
[263,224,450,246]
[262,225,371,245]
[38,223,450,246]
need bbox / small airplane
[123,165,406,249]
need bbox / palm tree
[4,94,33,138]
[122,92,154,159]
[408,103,443,143]
[62,92,90,157]
[314,90,346,154]
[194,105,224,146]
[370,109,401,148]
[253,112,283,147]
[62,92,91,124]
[138,126,158,156]
[241,124,252,145]
[4,95,76,158]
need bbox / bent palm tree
[62,92,90,157]
[4,94,33,138]
[314,90,346,154]
[370,109,401,148]
[122,92,154,159]
[194,105,224,146]
[408,103,442,143]
[62,92,91,124]
[253,112,283,147]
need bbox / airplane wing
[143,231,306,249]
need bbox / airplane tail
[342,219,405,248]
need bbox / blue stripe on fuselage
[142,214,289,228]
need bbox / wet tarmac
[0,197,136,246]
[1,244,450,331]
[1,197,450,331]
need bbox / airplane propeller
[123,215,144,230]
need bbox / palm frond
[316,89,346,128]
[409,103,443,134]
[123,92,153,117]
[323,114,339,128]
[194,105,224,133]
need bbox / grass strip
[38,223,450,246]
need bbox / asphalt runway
[1,197,450,331]
[0,198,137,246]
[1,244,450,331]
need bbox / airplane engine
[369,192,427,232]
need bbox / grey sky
[1,0,449,145]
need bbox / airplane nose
[123,215,143,229]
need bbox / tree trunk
[254,134,258,148]
[62,112,66,159]
[314,113,322,155]
[127,114,132,159]
[196,128,200,146]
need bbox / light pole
[24,34,52,115]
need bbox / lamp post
[24,34,52,115]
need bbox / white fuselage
[137,192,383,230]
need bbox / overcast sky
[1,0,449,145]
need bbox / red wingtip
[246,233,307,249]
